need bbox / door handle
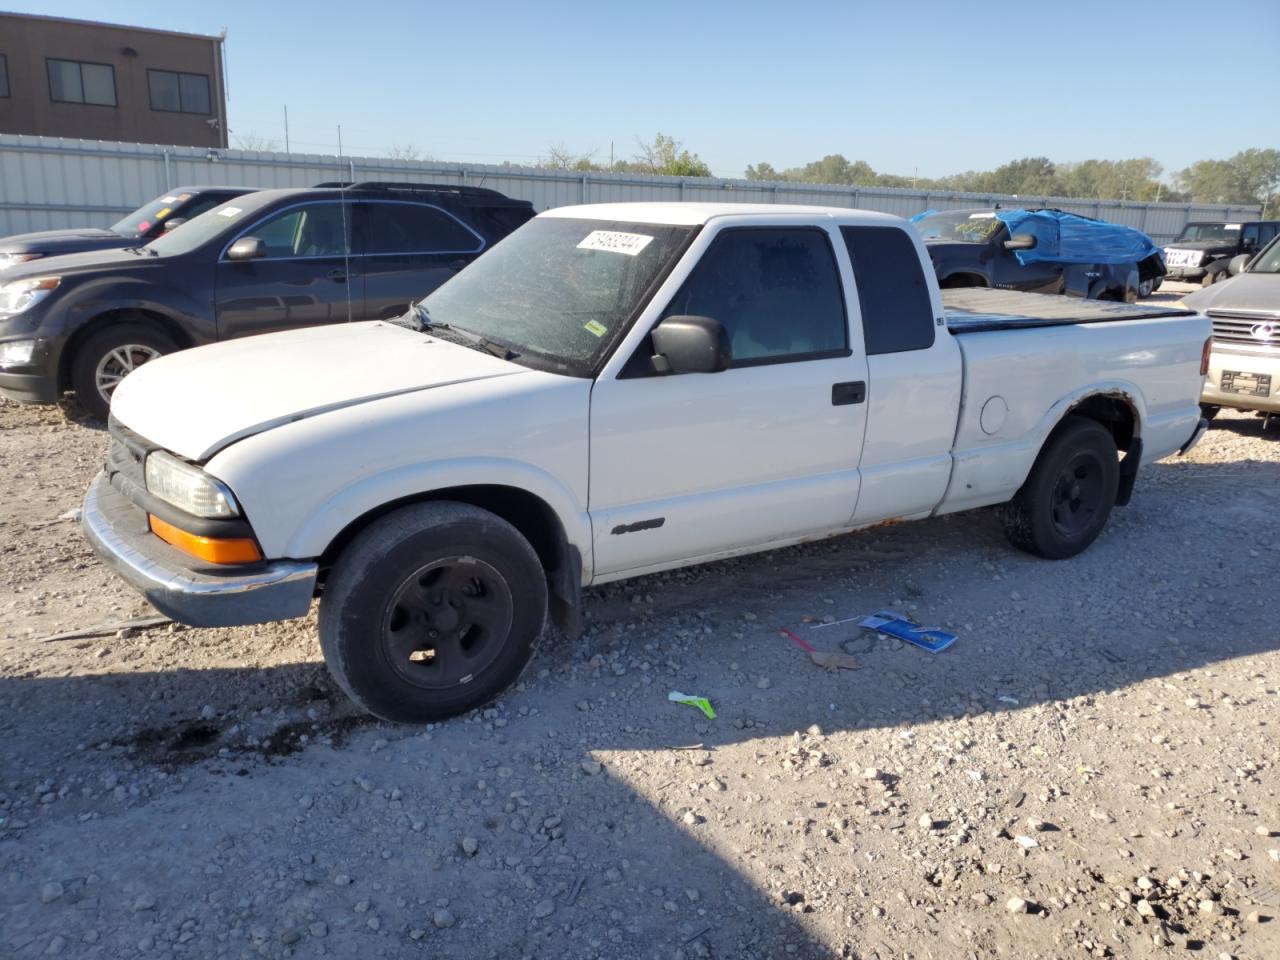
[327,270,348,283]
[831,381,866,406]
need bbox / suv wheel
[70,322,178,421]
[319,502,548,722]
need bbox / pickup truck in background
[1163,219,1280,286]
[81,203,1212,722]
[912,207,1166,302]
[1180,233,1280,419]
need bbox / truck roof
[539,202,905,227]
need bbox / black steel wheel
[382,557,515,690]
[320,501,547,722]
[1001,416,1119,559]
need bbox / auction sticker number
[577,231,654,256]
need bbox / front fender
[55,276,215,344]
[278,457,593,568]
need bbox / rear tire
[319,502,548,723]
[70,322,177,421]
[1001,416,1120,559]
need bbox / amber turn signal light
[149,514,263,565]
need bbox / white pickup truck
[82,203,1212,721]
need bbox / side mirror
[162,218,187,232]
[1003,233,1037,251]
[1229,253,1250,276]
[226,237,265,261]
[650,315,731,374]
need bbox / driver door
[588,225,869,578]
[215,200,362,340]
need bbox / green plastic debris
[668,691,716,720]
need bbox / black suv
[0,182,535,418]
[0,187,257,271]
[1163,220,1280,285]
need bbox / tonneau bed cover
[943,288,1195,334]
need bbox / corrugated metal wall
[0,134,1263,242]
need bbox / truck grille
[105,416,155,493]
[1208,311,1280,349]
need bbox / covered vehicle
[0,187,256,271]
[1181,234,1280,418]
[912,208,1166,301]
[1162,220,1280,286]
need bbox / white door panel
[853,343,963,523]
[590,357,868,575]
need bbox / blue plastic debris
[857,611,957,654]
[993,209,1161,267]
[909,209,938,223]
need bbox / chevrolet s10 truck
[81,203,1212,721]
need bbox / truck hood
[0,245,154,279]
[1183,272,1280,315]
[110,321,529,461]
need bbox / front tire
[319,502,548,723]
[70,322,177,420]
[1001,416,1120,559]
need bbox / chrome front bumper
[81,472,317,627]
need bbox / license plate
[1221,370,1272,397]
[1164,248,1201,268]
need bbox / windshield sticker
[1225,224,1241,230]
[160,196,178,203]
[967,212,996,219]
[177,193,191,202]
[217,206,243,218]
[583,320,608,337]
[577,230,655,256]
[155,207,172,220]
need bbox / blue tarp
[994,209,1161,267]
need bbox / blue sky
[9,0,1279,180]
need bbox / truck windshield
[417,217,696,376]
[913,211,1004,243]
[1175,223,1241,243]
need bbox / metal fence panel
[0,134,1263,243]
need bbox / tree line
[743,149,1280,216]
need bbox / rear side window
[840,226,935,355]
[661,228,848,365]
[364,203,483,255]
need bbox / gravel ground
[1,390,1278,960]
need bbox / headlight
[0,277,60,318]
[145,451,241,518]
[0,252,43,272]
[0,339,37,366]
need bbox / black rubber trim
[1115,437,1143,507]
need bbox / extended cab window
[841,226,935,355]
[364,202,482,255]
[249,203,352,259]
[661,228,847,364]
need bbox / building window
[147,69,211,115]
[47,58,117,106]
[0,54,9,98]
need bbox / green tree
[1176,149,1280,214]
[744,161,781,180]
[618,134,711,177]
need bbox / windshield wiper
[404,304,520,360]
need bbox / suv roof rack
[312,180,508,199]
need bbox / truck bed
[943,288,1194,334]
